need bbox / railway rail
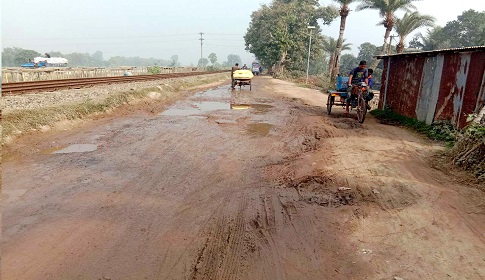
[2,70,228,95]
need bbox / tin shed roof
[375,46,485,59]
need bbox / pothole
[286,175,355,207]
[47,144,98,154]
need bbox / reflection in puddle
[51,144,98,154]
[230,103,273,114]
[230,104,251,110]
[41,146,68,154]
[247,123,273,136]
[161,101,229,116]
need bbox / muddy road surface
[3,76,485,280]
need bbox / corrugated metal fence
[378,47,485,128]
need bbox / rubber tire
[327,95,334,115]
[357,94,367,123]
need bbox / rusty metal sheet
[463,52,485,125]
[415,55,444,124]
[383,56,425,118]
[434,53,470,127]
[379,49,485,128]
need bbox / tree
[412,27,450,51]
[330,0,357,82]
[208,53,217,65]
[170,55,179,67]
[244,0,338,73]
[356,42,380,66]
[356,0,417,69]
[198,58,209,67]
[394,12,435,53]
[90,51,104,67]
[225,54,242,66]
[441,9,485,48]
[323,36,351,76]
[339,53,359,74]
[92,51,103,61]
[2,47,41,66]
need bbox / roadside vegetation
[371,107,485,181]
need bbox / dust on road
[3,76,485,280]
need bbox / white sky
[2,0,484,66]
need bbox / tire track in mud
[189,194,249,280]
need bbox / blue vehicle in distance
[21,57,68,68]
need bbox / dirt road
[3,76,485,280]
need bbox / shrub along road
[3,76,485,279]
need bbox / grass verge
[370,108,456,143]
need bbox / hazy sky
[2,0,484,66]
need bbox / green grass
[370,107,457,144]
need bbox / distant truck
[21,57,68,68]
[251,61,261,76]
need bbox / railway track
[2,70,228,95]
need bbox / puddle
[187,116,208,120]
[247,123,273,136]
[161,101,229,116]
[51,144,98,154]
[230,104,251,110]
[194,87,229,98]
[41,145,68,154]
[231,103,273,114]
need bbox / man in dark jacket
[231,63,240,89]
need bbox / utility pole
[199,32,204,65]
[306,26,315,84]
[388,35,397,55]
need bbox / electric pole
[199,32,204,65]
[388,35,397,55]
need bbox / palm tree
[357,0,417,69]
[419,27,451,51]
[323,37,352,75]
[394,12,435,53]
[331,0,357,83]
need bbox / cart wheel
[326,95,334,115]
[356,94,367,123]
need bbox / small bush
[451,123,485,180]
[147,65,161,74]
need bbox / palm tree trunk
[396,38,405,53]
[331,6,349,83]
[328,53,335,76]
[371,25,392,70]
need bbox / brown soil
[3,76,485,280]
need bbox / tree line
[244,0,484,81]
[1,48,244,69]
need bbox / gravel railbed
[3,73,229,112]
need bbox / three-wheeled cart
[232,70,254,91]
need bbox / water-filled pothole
[247,123,273,136]
[47,144,98,154]
[161,101,229,116]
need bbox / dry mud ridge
[3,76,485,280]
